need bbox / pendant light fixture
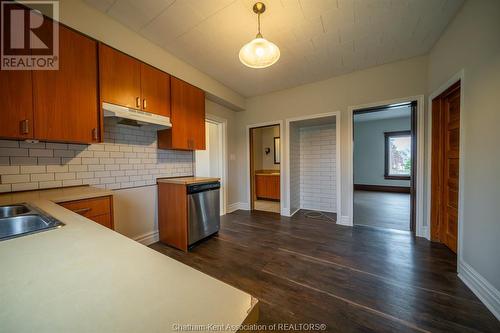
[239,2,280,69]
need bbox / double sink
[0,204,64,241]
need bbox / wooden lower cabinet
[157,182,188,251]
[255,174,280,200]
[59,196,114,229]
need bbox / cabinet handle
[136,97,141,108]
[21,119,29,134]
[92,128,98,141]
[73,207,91,214]
[143,98,147,109]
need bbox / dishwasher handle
[187,182,220,195]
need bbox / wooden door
[140,63,170,117]
[33,25,99,143]
[99,43,141,109]
[431,81,460,253]
[0,70,33,140]
[157,77,205,150]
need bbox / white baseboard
[300,205,337,214]
[458,260,500,320]
[337,215,352,226]
[417,226,430,239]
[133,230,159,246]
[227,202,250,213]
[281,207,299,217]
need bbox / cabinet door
[0,70,33,140]
[140,63,170,117]
[190,86,206,150]
[99,43,141,109]
[33,25,99,143]
[158,77,205,150]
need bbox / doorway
[249,124,281,213]
[195,118,227,215]
[352,102,418,232]
[430,80,461,253]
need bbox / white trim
[347,95,425,236]
[204,113,228,216]
[458,260,500,320]
[300,205,336,214]
[337,216,352,226]
[133,230,159,246]
[246,120,284,214]
[284,111,341,222]
[426,70,465,260]
[227,202,250,213]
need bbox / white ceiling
[85,0,464,97]
[353,105,411,122]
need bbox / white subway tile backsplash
[55,172,76,181]
[29,148,53,157]
[0,165,20,175]
[0,140,19,148]
[0,118,193,192]
[20,165,46,174]
[0,148,28,157]
[31,173,55,182]
[0,184,12,193]
[47,165,68,173]
[2,174,30,184]
[12,182,39,192]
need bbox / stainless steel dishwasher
[187,181,220,246]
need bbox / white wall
[300,124,337,213]
[427,0,500,305]
[195,121,220,178]
[205,100,239,210]
[354,116,411,187]
[233,55,428,218]
[32,0,245,110]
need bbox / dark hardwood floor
[150,210,499,332]
[354,190,410,231]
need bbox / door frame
[205,113,228,216]
[346,95,425,236]
[284,111,341,218]
[427,69,465,261]
[246,120,284,213]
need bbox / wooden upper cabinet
[99,43,141,109]
[32,25,99,143]
[99,44,170,117]
[0,70,34,140]
[158,77,205,150]
[140,63,171,117]
[0,4,33,140]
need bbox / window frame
[384,130,411,180]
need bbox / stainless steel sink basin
[0,204,30,218]
[0,204,64,241]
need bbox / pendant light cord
[256,12,262,38]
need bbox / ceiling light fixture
[239,2,280,69]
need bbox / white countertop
[0,189,258,332]
[157,177,220,185]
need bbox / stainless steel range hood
[102,102,172,128]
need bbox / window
[385,131,411,180]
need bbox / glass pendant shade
[239,37,280,69]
